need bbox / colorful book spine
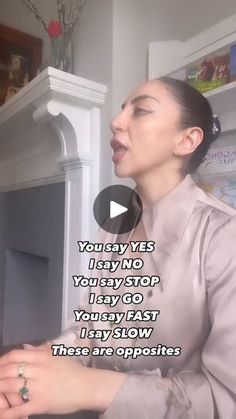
[230,44,236,82]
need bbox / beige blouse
[54,174,236,419]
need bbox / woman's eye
[133,108,150,116]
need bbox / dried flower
[22,0,87,71]
[22,0,87,47]
[47,20,63,38]
[22,0,48,31]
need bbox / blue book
[230,44,236,81]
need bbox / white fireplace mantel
[0,67,107,330]
[0,66,106,160]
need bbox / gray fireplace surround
[0,182,65,346]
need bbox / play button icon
[110,201,127,219]
[93,185,143,234]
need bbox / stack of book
[186,53,230,93]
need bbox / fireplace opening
[0,182,65,348]
[3,249,49,346]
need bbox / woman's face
[110,80,183,180]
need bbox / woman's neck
[135,168,185,207]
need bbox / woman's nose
[110,109,127,133]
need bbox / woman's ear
[173,127,203,157]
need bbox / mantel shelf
[0,66,107,127]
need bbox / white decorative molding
[0,67,107,329]
[0,174,65,193]
[0,66,106,125]
[58,153,92,170]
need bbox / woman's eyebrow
[121,95,160,110]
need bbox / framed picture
[0,23,42,105]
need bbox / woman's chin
[113,162,142,181]
[114,170,128,178]
[114,164,132,178]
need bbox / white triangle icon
[110,200,128,219]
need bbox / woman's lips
[111,139,128,163]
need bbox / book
[230,44,236,82]
[186,53,230,93]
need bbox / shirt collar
[108,175,199,284]
[142,174,197,241]
[140,175,198,287]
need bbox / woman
[0,77,236,418]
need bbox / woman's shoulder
[189,180,236,253]
[193,179,236,220]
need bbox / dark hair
[158,77,221,173]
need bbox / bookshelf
[148,13,236,133]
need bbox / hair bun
[212,114,221,141]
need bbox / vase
[38,37,71,73]
[49,37,70,72]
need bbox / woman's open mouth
[111,139,128,163]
